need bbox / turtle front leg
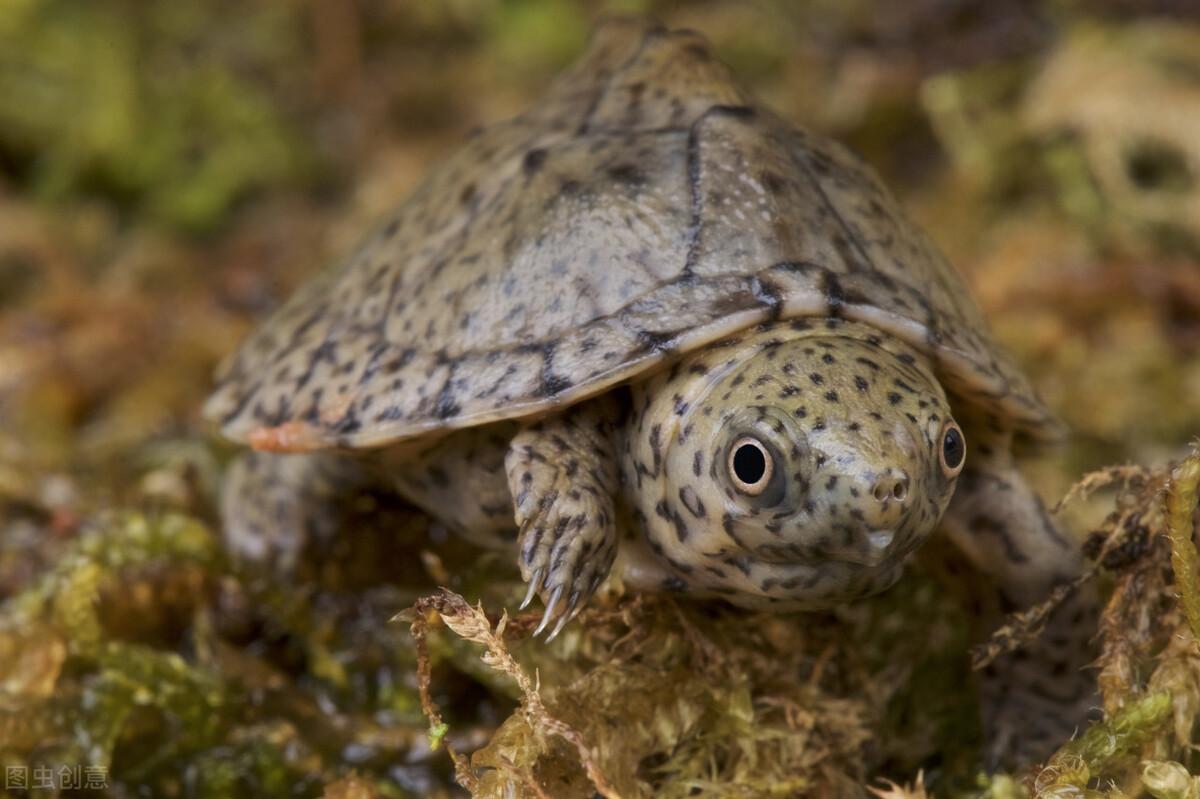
[505,397,622,639]
[939,429,1098,769]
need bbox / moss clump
[0,510,443,796]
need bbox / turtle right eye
[939,422,966,478]
[729,436,774,495]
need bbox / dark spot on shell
[523,148,547,174]
[608,163,645,185]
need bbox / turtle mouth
[868,528,895,553]
[842,529,896,567]
[748,525,901,569]
[813,527,900,568]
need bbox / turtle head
[624,320,965,610]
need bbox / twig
[1164,447,1200,642]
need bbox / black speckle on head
[671,510,690,542]
[679,486,707,519]
[661,576,687,592]
[649,423,664,468]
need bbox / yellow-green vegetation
[0,0,314,232]
[1,1,1199,797]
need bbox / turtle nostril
[870,473,909,503]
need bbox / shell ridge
[575,21,664,136]
[682,104,759,278]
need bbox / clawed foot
[516,506,614,638]
[515,490,615,641]
[503,400,622,641]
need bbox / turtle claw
[513,490,612,640]
[544,590,582,642]
[545,610,571,642]
[519,567,543,610]
[533,584,565,637]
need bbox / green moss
[0,0,314,232]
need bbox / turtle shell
[205,18,1062,452]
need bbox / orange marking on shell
[249,422,326,453]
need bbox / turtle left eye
[939,422,966,477]
[729,436,774,495]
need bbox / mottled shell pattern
[205,18,1060,451]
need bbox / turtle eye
[729,436,774,495]
[939,422,966,477]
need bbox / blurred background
[1,1,1198,797]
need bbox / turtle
[206,18,1095,765]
